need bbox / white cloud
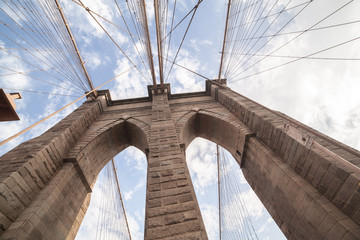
[25,85,80,139]
[82,51,109,69]
[176,0,196,11]
[124,146,147,172]
[1,2,358,240]
[200,204,219,240]
[62,0,117,39]
[186,138,217,194]
[228,0,360,150]
[124,190,134,201]
[172,50,204,93]
[124,179,145,201]
[145,0,155,26]
[259,217,274,233]
[0,41,30,89]
[0,82,80,155]
[190,39,213,52]
[222,190,264,232]
[0,113,30,155]
[111,57,149,99]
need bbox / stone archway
[181,108,359,239]
[1,81,360,240]
[0,100,149,239]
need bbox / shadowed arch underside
[66,119,149,190]
[1,81,360,240]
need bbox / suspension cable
[76,0,151,84]
[230,0,354,79]
[228,35,360,83]
[0,67,134,147]
[161,56,210,80]
[218,0,232,80]
[54,0,95,94]
[111,158,132,240]
[165,0,203,82]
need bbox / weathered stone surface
[144,91,207,239]
[1,82,360,239]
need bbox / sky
[1,0,360,239]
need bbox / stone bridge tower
[1,80,360,239]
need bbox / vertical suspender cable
[54,0,96,96]
[217,144,222,240]
[218,0,232,81]
[111,158,132,240]
[154,0,164,88]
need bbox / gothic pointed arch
[66,117,149,188]
[178,109,252,167]
[0,98,150,239]
[1,82,360,240]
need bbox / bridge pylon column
[144,85,208,239]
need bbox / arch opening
[185,137,286,240]
[70,119,149,189]
[180,111,287,239]
[76,146,147,240]
[71,118,148,239]
[61,119,149,239]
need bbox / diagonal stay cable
[161,55,210,80]
[228,0,312,38]
[1,1,88,91]
[75,0,151,84]
[0,48,85,93]
[70,0,131,35]
[226,53,360,61]
[228,0,284,62]
[0,67,135,147]
[227,0,271,67]
[6,0,86,88]
[74,0,156,83]
[228,0,312,78]
[0,69,41,76]
[27,0,87,89]
[231,0,355,79]
[228,35,360,83]
[0,65,84,95]
[235,19,360,41]
[223,0,281,77]
[36,0,87,88]
[161,0,205,43]
[165,0,204,83]
[54,0,94,91]
[229,0,262,55]
[0,9,80,88]
[114,0,153,82]
[111,158,132,240]
[0,46,63,53]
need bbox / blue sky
[1,0,360,239]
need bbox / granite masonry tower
[1,80,360,239]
